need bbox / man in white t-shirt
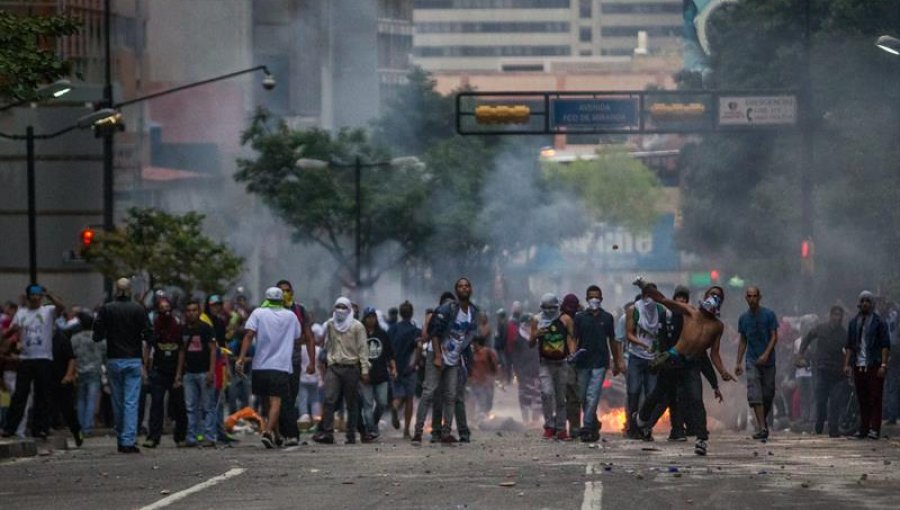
[2,284,65,439]
[236,287,304,449]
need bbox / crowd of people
[0,275,894,457]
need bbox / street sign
[717,95,797,126]
[550,97,640,132]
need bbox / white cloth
[441,306,473,367]
[13,305,55,360]
[629,299,660,360]
[331,297,353,333]
[245,307,301,373]
[300,345,322,385]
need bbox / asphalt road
[2,424,899,510]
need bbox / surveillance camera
[262,74,276,90]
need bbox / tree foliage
[0,9,81,102]
[84,208,244,295]
[236,109,431,289]
[678,0,900,307]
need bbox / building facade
[413,0,683,70]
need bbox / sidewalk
[0,435,68,460]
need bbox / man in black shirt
[799,306,847,437]
[51,328,82,446]
[360,307,396,442]
[143,299,187,448]
[177,300,217,447]
[93,278,152,453]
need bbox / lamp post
[0,109,120,283]
[0,79,74,112]
[876,35,900,56]
[295,156,424,292]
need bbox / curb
[0,435,68,460]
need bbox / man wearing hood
[313,297,370,445]
[236,287,304,449]
[360,306,396,442]
[530,293,576,440]
[844,291,891,439]
[632,280,734,456]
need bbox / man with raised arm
[631,277,734,456]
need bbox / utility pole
[102,0,114,298]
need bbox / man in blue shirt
[735,286,779,441]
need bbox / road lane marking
[582,463,602,510]
[138,468,246,510]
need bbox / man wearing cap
[275,280,315,447]
[530,293,576,440]
[844,291,891,439]
[1,284,65,439]
[236,287,304,448]
[92,278,152,453]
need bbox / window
[579,49,592,56]
[579,0,591,18]
[414,45,571,57]
[416,22,570,33]
[414,0,571,8]
[601,26,681,38]
[601,3,682,15]
[579,26,592,42]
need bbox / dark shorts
[745,364,776,405]
[252,369,291,399]
[392,372,417,399]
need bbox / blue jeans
[577,367,607,433]
[626,356,656,432]
[183,372,216,443]
[227,371,252,412]
[298,382,321,418]
[76,374,101,435]
[360,381,390,435]
[107,358,143,447]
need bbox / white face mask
[587,298,602,310]
[333,309,350,322]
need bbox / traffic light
[801,238,815,275]
[648,102,706,120]
[80,227,95,249]
[710,269,720,283]
[474,104,531,125]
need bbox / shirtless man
[631,278,734,455]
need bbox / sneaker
[361,433,376,444]
[312,433,334,444]
[867,430,880,440]
[668,434,688,442]
[391,408,401,430]
[274,435,285,448]
[441,435,458,445]
[345,436,357,445]
[459,436,471,443]
[694,440,708,456]
[283,437,300,447]
[142,438,159,449]
[117,445,141,454]
[261,432,276,449]
[410,433,422,443]
[0,430,13,438]
[542,427,556,439]
[74,431,84,448]
[580,431,600,443]
[556,430,573,442]
[751,429,769,441]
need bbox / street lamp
[876,35,900,56]
[295,156,424,291]
[0,79,74,112]
[0,108,120,283]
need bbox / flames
[599,407,671,432]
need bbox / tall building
[413,0,683,71]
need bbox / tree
[0,9,81,102]
[677,0,900,308]
[84,208,244,295]
[235,108,431,289]
[543,147,663,232]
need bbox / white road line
[138,468,246,510]
[582,463,602,510]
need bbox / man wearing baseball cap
[236,287,302,448]
[1,284,65,440]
